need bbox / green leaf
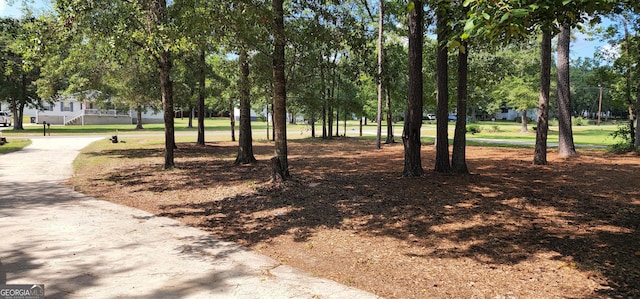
[499,12,510,24]
[511,9,528,17]
[464,19,475,32]
[461,32,470,40]
[482,12,490,20]
[407,1,415,13]
[562,0,571,5]
[462,0,474,7]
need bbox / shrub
[572,116,588,126]
[485,125,501,133]
[548,118,559,126]
[466,124,481,134]
[609,123,637,154]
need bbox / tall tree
[272,0,289,179]
[402,0,424,177]
[375,0,384,149]
[435,3,451,173]
[0,18,42,130]
[557,23,577,157]
[452,39,469,174]
[56,0,180,169]
[235,48,257,164]
[533,29,552,165]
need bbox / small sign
[0,285,44,299]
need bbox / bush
[484,125,501,133]
[548,118,559,126]
[609,123,638,154]
[466,124,481,134]
[572,116,588,126]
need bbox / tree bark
[375,0,384,149]
[136,106,144,129]
[385,87,395,144]
[229,97,236,142]
[533,28,552,165]
[452,39,469,174]
[272,0,289,178]
[520,109,528,133]
[435,5,451,173]
[235,49,257,164]
[557,23,577,157]
[197,49,206,146]
[187,105,194,128]
[636,53,640,146]
[402,0,423,177]
[159,50,175,169]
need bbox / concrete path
[0,136,381,299]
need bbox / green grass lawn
[0,138,31,155]
[1,117,626,148]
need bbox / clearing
[70,138,640,298]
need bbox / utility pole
[598,84,603,126]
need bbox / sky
[0,0,52,18]
[0,0,614,60]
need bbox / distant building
[494,106,538,121]
[8,91,164,125]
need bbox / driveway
[0,136,380,299]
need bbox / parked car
[448,115,457,122]
[0,111,11,127]
[424,114,436,120]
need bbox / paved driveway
[0,136,380,299]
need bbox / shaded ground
[70,138,640,299]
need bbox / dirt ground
[69,138,640,299]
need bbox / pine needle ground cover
[70,138,639,299]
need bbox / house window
[61,102,72,112]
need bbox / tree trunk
[520,109,528,133]
[13,101,24,130]
[229,97,236,142]
[534,28,552,165]
[187,105,194,128]
[636,54,640,146]
[452,39,469,174]
[322,90,327,139]
[328,102,334,139]
[435,5,451,173]
[272,0,289,178]
[197,49,206,145]
[385,87,395,143]
[623,19,636,146]
[12,75,25,130]
[235,49,257,164]
[159,50,175,169]
[136,106,144,129]
[375,0,384,149]
[402,0,423,177]
[335,106,340,137]
[557,23,577,157]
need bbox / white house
[495,107,538,121]
[6,91,164,125]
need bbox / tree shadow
[0,180,272,298]
[150,142,639,298]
